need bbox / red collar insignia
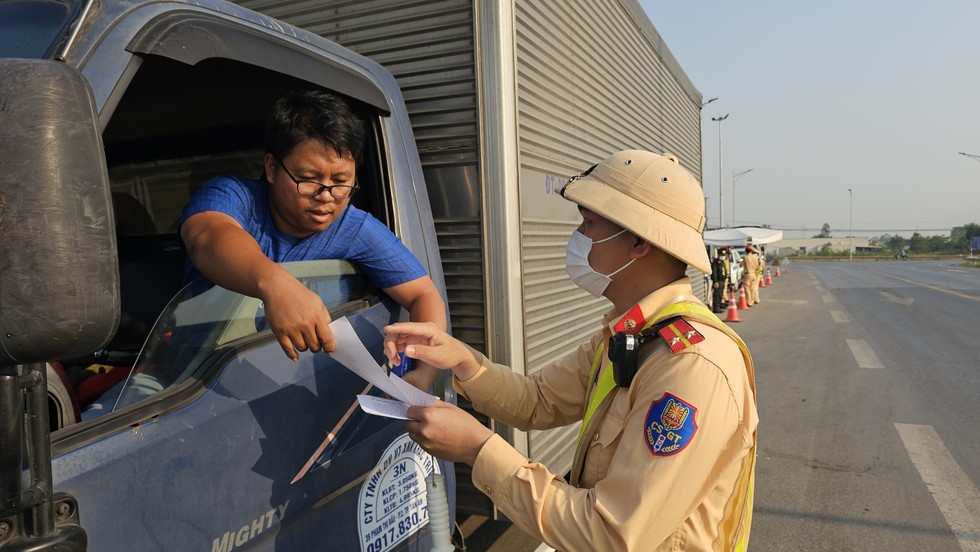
[614,304,645,334]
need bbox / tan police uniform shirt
[742,251,762,280]
[454,278,758,551]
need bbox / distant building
[769,236,879,256]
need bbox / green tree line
[875,223,980,255]
[806,222,980,256]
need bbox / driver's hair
[264,90,367,166]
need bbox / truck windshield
[0,0,78,58]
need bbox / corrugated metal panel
[521,219,608,366]
[515,0,703,470]
[515,0,701,176]
[433,218,485,346]
[236,0,479,166]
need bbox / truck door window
[58,48,395,429]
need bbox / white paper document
[293,317,439,484]
[328,317,438,412]
[356,395,412,420]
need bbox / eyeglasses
[277,158,358,199]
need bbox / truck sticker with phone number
[358,433,433,552]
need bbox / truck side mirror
[0,59,120,366]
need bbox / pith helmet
[560,150,710,273]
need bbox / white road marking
[822,294,834,304]
[870,270,980,303]
[831,310,850,323]
[880,291,915,306]
[765,299,808,306]
[845,339,884,369]
[815,286,826,293]
[895,423,980,552]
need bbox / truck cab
[0,0,453,550]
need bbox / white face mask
[565,229,636,298]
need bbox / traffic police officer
[711,247,730,312]
[384,150,758,551]
[741,243,763,306]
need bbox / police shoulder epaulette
[651,316,705,354]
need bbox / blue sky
[639,1,980,238]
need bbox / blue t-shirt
[178,175,426,289]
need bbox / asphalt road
[459,260,980,551]
[747,260,980,552]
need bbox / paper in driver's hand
[328,317,437,415]
[328,317,397,395]
[356,395,412,420]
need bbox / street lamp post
[959,151,980,163]
[699,98,719,226]
[711,114,730,227]
[732,168,754,228]
[848,188,853,261]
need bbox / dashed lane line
[845,339,884,369]
[831,310,850,323]
[880,291,915,306]
[895,423,980,552]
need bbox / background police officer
[711,247,730,312]
[741,242,763,306]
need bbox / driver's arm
[181,211,334,361]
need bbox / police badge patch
[644,392,698,456]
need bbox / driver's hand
[261,275,334,361]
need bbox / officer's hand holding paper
[382,321,494,466]
[382,321,483,382]
[328,317,438,419]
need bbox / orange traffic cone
[759,274,766,288]
[737,285,748,310]
[766,269,773,285]
[724,293,741,323]
[775,265,781,277]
